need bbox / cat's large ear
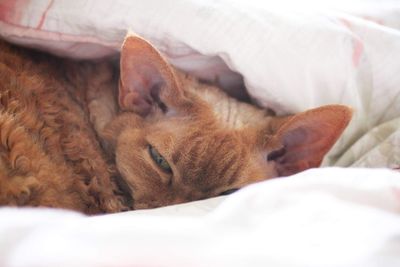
[266,105,352,176]
[119,35,183,116]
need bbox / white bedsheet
[1,168,400,267]
[0,1,400,266]
[1,0,399,167]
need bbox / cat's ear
[119,35,183,116]
[266,105,352,176]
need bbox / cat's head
[103,35,352,209]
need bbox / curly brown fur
[0,40,128,214]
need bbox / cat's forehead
[170,127,251,188]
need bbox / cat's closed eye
[148,145,172,174]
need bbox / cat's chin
[131,200,174,210]
[131,202,153,210]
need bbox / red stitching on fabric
[36,0,54,30]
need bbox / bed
[0,0,399,266]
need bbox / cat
[0,35,352,214]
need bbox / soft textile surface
[0,1,400,266]
[1,168,400,267]
[0,0,399,168]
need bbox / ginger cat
[0,35,352,214]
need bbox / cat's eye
[148,145,172,173]
[219,188,239,196]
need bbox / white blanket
[0,0,400,266]
[1,168,400,267]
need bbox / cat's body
[0,39,128,214]
[0,36,352,214]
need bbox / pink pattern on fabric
[362,16,384,26]
[352,38,364,67]
[0,0,24,23]
[0,20,121,59]
[36,0,54,30]
[391,187,400,208]
[340,18,352,29]
[340,18,364,67]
